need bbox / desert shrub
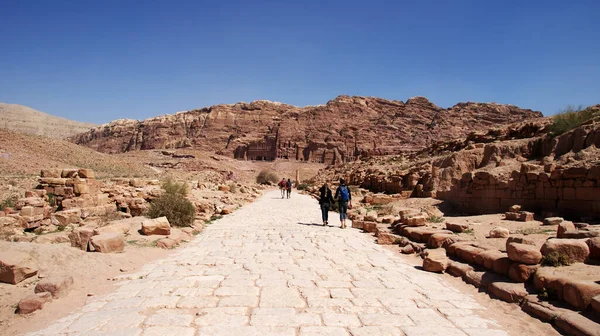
[297,183,311,191]
[256,170,279,185]
[148,180,195,227]
[0,196,18,211]
[548,105,600,136]
[428,215,445,223]
[540,252,572,267]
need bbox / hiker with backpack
[278,178,286,198]
[334,178,352,229]
[318,182,335,226]
[286,178,292,199]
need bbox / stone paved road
[26,190,510,336]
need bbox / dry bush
[148,179,195,227]
[540,252,572,267]
[548,105,600,136]
[256,170,279,185]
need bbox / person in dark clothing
[318,182,335,226]
[334,178,352,229]
[286,178,292,199]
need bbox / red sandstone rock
[156,238,177,249]
[489,226,510,238]
[557,221,576,238]
[428,233,457,248]
[591,295,600,314]
[364,211,378,222]
[555,312,600,336]
[422,250,448,273]
[0,252,39,284]
[68,227,96,251]
[400,245,415,254]
[89,233,125,253]
[508,263,539,283]
[540,239,590,263]
[362,221,377,233]
[488,282,528,303]
[141,217,171,236]
[509,205,522,212]
[474,250,506,270]
[446,261,474,277]
[351,220,364,230]
[445,222,469,233]
[587,237,600,260]
[543,217,563,226]
[455,245,485,263]
[34,274,74,298]
[562,281,600,310]
[17,292,52,314]
[507,243,542,265]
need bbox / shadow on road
[297,222,327,227]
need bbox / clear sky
[1,0,599,124]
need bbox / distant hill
[0,103,97,139]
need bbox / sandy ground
[0,243,171,336]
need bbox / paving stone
[26,190,509,335]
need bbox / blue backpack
[339,186,350,201]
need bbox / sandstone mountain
[0,103,97,139]
[72,96,543,164]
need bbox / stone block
[474,250,506,270]
[543,217,563,226]
[17,292,52,314]
[587,237,600,260]
[488,282,528,303]
[422,250,448,273]
[90,233,125,253]
[508,263,538,283]
[78,169,95,179]
[141,217,171,235]
[541,239,590,263]
[562,281,600,310]
[507,242,542,265]
[34,275,74,298]
[61,169,79,178]
[156,238,177,249]
[40,169,60,178]
[68,227,96,251]
[445,222,469,233]
[489,226,510,238]
[362,221,377,233]
[557,221,576,238]
[0,252,39,284]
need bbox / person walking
[286,178,292,199]
[334,178,352,229]
[278,178,286,199]
[318,182,334,226]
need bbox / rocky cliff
[0,103,97,139]
[71,96,543,163]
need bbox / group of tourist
[278,178,293,199]
[316,178,352,228]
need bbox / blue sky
[1,0,599,124]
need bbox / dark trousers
[320,204,330,222]
[338,201,348,220]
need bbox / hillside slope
[0,103,97,139]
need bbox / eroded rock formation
[71,96,542,164]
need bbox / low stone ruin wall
[438,165,600,220]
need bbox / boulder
[509,205,522,212]
[463,270,504,290]
[493,257,515,276]
[351,220,364,230]
[89,233,125,253]
[34,275,74,298]
[218,185,230,192]
[400,245,415,254]
[141,217,171,236]
[506,236,536,249]
[562,281,600,310]
[560,230,600,239]
[156,238,177,249]
[455,244,485,263]
[505,212,520,221]
[168,228,192,244]
[543,217,563,226]
[17,292,52,314]
[489,227,510,238]
[77,169,95,179]
[428,233,457,248]
[422,250,448,273]
[377,231,399,245]
[557,221,576,238]
[445,222,469,233]
[540,239,590,263]
[519,211,534,222]
[40,169,60,178]
[406,215,427,227]
[474,250,506,270]
[68,227,96,251]
[507,242,542,265]
[363,221,377,233]
[508,263,538,283]
[364,211,378,222]
[587,237,600,260]
[446,261,473,277]
[0,252,39,284]
[555,312,600,336]
[488,282,528,303]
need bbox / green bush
[148,180,195,227]
[548,105,600,136]
[256,170,279,184]
[297,183,311,190]
[0,196,18,211]
[540,252,572,267]
[428,215,445,223]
